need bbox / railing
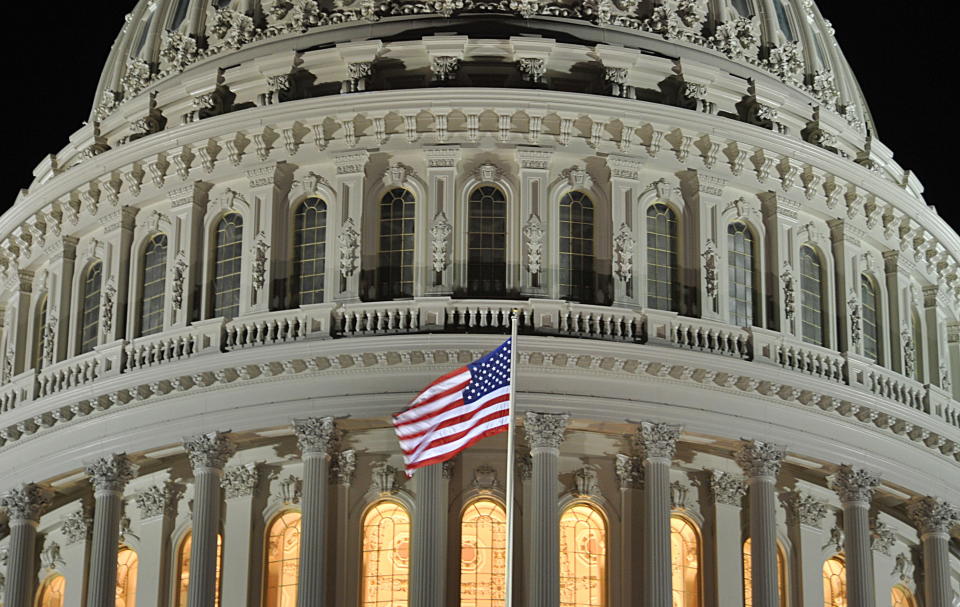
[336,301,423,336]
[224,311,311,350]
[752,329,845,383]
[36,344,123,399]
[124,324,217,371]
[650,311,751,359]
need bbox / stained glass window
[861,275,880,363]
[670,515,700,607]
[646,203,679,311]
[361,501,411,607]
[891,585,916,607]
[822,556,846,607]
[467,186,507,296]
[293,198,327,305]
[727,222,758,327]
[559,503,606,607]
[33,295,47,370]
[80,261,103,354]
[212,213,243,319]
[378,189,416,299]
[460,499,507,607]
[265,511,301,607]
[559,192,595,303]
[176,532,222,607]
[116,547,139,607]
[36,575,66,607]
[912,310,924,382]
[743,538,786,606]
[140,234,168,336]
[800,246,826,346]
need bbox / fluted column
[832,465,880,607]
[409,461,448,607]
[636,421,682,607]
[736,440,786,607]
[85,454,139,607]
[184,431,236,607]
[0,484,51,607]
[908,497,960,607]
[524,412,569,607]
[293,417,338,607]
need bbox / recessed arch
[377,187,417,299]
[139,233,168,337]
[559,501,607,607]
[175,531,223,607]
[558,190,596,303]
[292,197,328,306]
[78,260,103,355]
[891,584,917,607]
[210,212,244,319]
[116,545,139,607]
[264,510,302,607]
[742,537,786,606]
[670,513,701,607]
[460,497,507,607]
[360,499,411,607]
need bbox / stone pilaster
[332,150,369,302]
[515,146,552,298]
[410,461,448,607]
[221,463,262,607]
[832,465,880,607]
[705,470,746,607]
[0,483,51,607]
[84,453,138,607]
[133,483,182,607]
[780,491,828,607]
[605,155,644,308]
[333,449,356,602]
[424,146,461,295]
[736,440,786,607]
[615,454,642,602]
[908,497,960,607]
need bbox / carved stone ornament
[871,521,896,555]
[670,481,690,509]
[101,279,117,337]
[708,16,761,61]
[431,56,461,81]
[848,290,862,347]
[170,251,188,311]
[901,327,916,378]
[337,218,361,277]
[940,363,951,392]
[41,315,57,366]
[524,412,569,450]
[40,540,65,571]
[371,461,400,494]
[278,475,303,504]
[735,440,786,478]
[614,454,642,489]
[430,212,453,274]
[334,449,357,486]
[701,239,718,301]
[517,57,546,83]
[779,491,827,526]
[891,552,914,582]
[84,453,138,493]
[293,416,338,454]
[61,509,93,544]
[763,42,804,86]
[472,464,500,491]
[832,465,881,504]
[134,484,180,520]
[907,496,960,536]
[823,526,845,552]
[561,166,593,189]
[384,163,414,188]
[574,465,601,497]
[251,231,270,292]
[613,224,635,282]
[522,214,545,275]
[517,452,533,481]
[474,162,503,183]
[183,431,236,471]
[221,463,261,499]
[707,470,746,506]
[780,263,795,321]
[0,483,52,522]
[636,421,682,460]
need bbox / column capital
[831,464,881,504]
[615,454,643,489]
[707,470,746,506]
[183,430,235,471]
[735,439,786,478]
[908,496,960,536]
[84,453,138,493]
[635,421,682,460]
[134,483,183,520]
[220,463,261,499]
[293,416,339,454]
[333,449,357,486]
[0,483,51,523]
[523,412,569,450]
[779,491,828,527]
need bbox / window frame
[860,273,882,364]
[137,233,169,338]
[464,183,510,298]
[263,509,303,607]
[35,573,67,607]
[799,245,828,347]
[822,554,847,607]
[669,513,702,607]
[644,201,681,312]
[207,211,245,320]
[376,187,418,300]
[556,189,597,304]
[459,496,509,607]
[173,529,223,607]
[291,196,330,307]
[558,500,609,607]
[77,260,104,356]
[726,221,761,328]
[359,498,413,607]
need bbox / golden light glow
[265,511,302,607]
[460,499,507,607]
[822,556,847,607]
[891,585,916,607]
[361,500,411,607]
[559,503,606,607]
[176,532,223,607]
[670,515,700,607]
[743,538,785,606]
[116,547,139,607]
[36,575,66,607]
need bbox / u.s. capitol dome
[0,0,958,606]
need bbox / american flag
[393,338,513,475]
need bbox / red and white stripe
[393,366,510,475]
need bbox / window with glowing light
[36,575,66,607]
[361,500,411,607]
[743,538,786,606]
[116,546,139,607]
[891,585,916,607]
[264,511,301,607]
[460,498,507,607]
[559,503,606,607]
[822,556,846,607]
[176,532,222,607]
[670,515,700,607]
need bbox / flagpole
[504,310,519,607]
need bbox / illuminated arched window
[727,222,758,327]
[800,246,826,346]
[79,261,103,354]
[293,198,328,306]
[559,191,595,303]
[822,556,846,607]
[891,585,916,607]
[33,294,47,370]
[743,538,786,606]
[265,511,302,607]
[670,515,701,607]
[467,186,507,296]
[36,574,66,607]
[361,500,411,607]
[861,275,881,363]
[911,309,924,382]
[559,503,606,607]
[116,546,139,607]
[378,188,416,299]
[211,213,243,319]
[176,532,223,607]
[646,203,679,312]
[460,498,507,607]
[140,234,168,337]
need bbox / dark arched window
[378,188,416,299]
[79,261,103,354]
[727,222,758,327]
[800,246,826,346]
[646,203,679,311]
[212,213,243,319]
[861,275,880,363]
[559,191,595,302]
[467,186,507,296]
[140,234,168,336]
[293,198,327,305]
[33,295,47,370]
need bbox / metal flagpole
[504,310,519,607]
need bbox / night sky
[2,4,955,230]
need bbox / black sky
[2,4,955,230]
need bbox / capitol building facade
[0,0,958,606]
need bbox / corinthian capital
[832,465,881,504]
[523,412,569,450]
[707,470,746,506]
[84,453,138,493]
[908,496,960,536]
[735,439,786,478]
[183,431,236,471]
[293,417,339,454]
[780,491,828,526]
[636,421,682,460]
[0,483,52,522]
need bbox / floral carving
[293,416,339,454]
[121,58,152,99]
[780,263,795,321]
[430,212,452,274]
[823,526,845,552]
[278,475,303,504]
[40,540,65,571]
[901,327,916,378]
[41,315,57,366]
[735,440,785,478]
[892,553,913,582]
[183,431,236,470]
[159,31,199,73]
[210,8,257,50]
[61,509,93,544]
[808,69,839,108]
[474,163,503,183]
[613,223,635,283]
[522,214,545,275]
[702,239,718,302]
[709,16,760,60]
[251,231,270,292]
[134,484,180,519]
[636,421,682,460]
[221,463,260,499]
[371,460,400,494]
[832,465,880,504]
[908,496,960,535]
[85,453,138,493]
[337,218,361,277]
[524,412,569,450]
[334,450,357,485]
[763,42,805,86]
[517,58,546,83]
[101,279,117,337]
[848,290,862,347]
[0,483,51,522]
[574,465,601,497]
[871,521,896,555]
[615,454,643,489]
[343,62,373,93]
[707,470,746,506]
[431,56,461,81]
[780,491,827,526]
[171,251,188,312]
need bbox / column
[58,503,93,607]
[736,439,786,607]
[85,453,139,607]
[780,491,828,607]
[245,163,292,314]
[133,483,182,607]
[293,417,338,607]
[615,454,643,603]
[605,155,644,308]
[410,461,448,607]
[524,412,569,607]
[167,184,208,328]
[832,465,880,607]
[705,470,746,607]
[908,496,960,607]
[333,450,357,602]
[636,421,682,607]
[424,146,461,296]
[183,431,236,607]
[332,150,369,302]
[220,464,261,607]
[0,483,51,607]
[515,146,553,298]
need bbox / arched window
[559,503,606,607]
[911,309,924,382]
[378,188,417,299]
[727,222,758,327]
[265,511,302,607]
[293,198,328,306]
[460,498,507,607]
[646,203,679,311]
[731,0,753,16]
[79,261,103,354]
[467,186,507,296]
[176,532,223,607]
[361,500,411,607]
[140,234,168,336]
[891,585,916,607]
[743,538,786,606]
[36,574,66,607]
[33,294,47,370]
[670,515,700,607]
[211,213,243,319]
[861,275,881,362]
[168,0,191,30]
[116,546,139,607]
[822,556,846,607]
[800,246,826,346]
[559,191,595,303]
[772,0,797,40]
